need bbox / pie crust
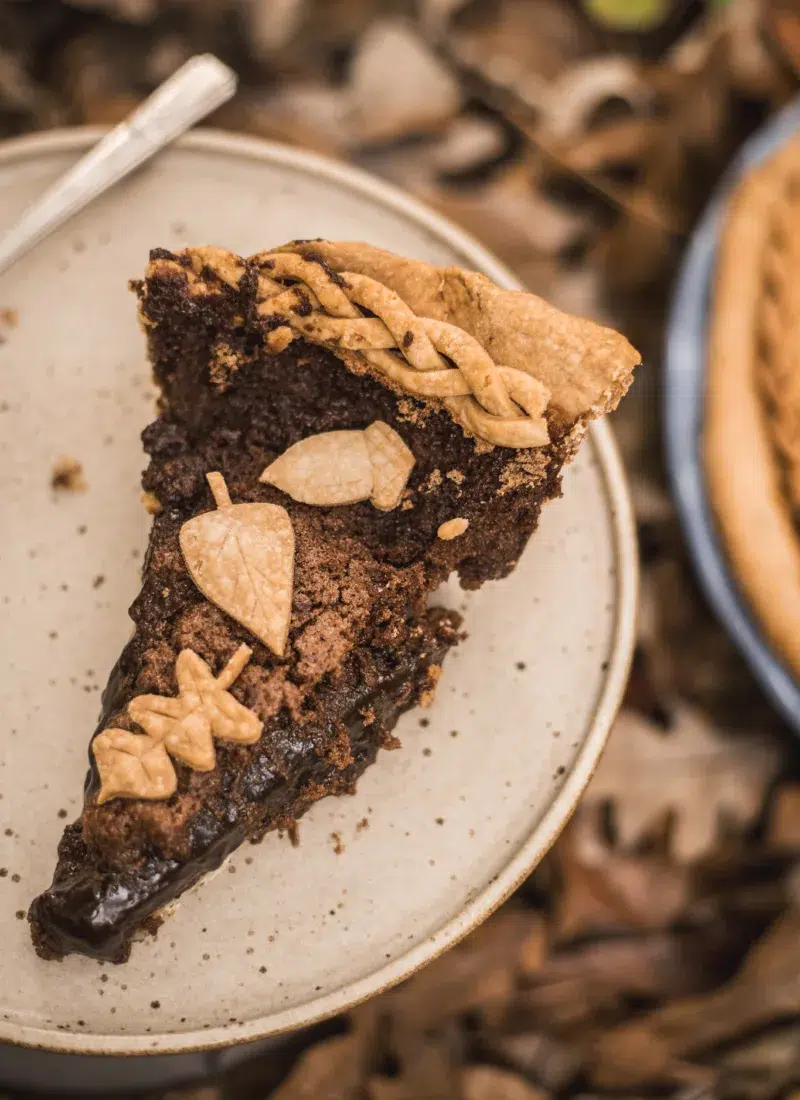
[706,134,800,681]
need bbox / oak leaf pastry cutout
[260,421,415,510]
[93,730,176,805]
[94,645,262,804]
[128,644,262,771]
[180,473,295,657]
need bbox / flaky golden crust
[706,134,800,681]
[145,240,639,449]
[277,240,639,425]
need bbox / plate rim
[0,125,637,1056]
[664,97,800,731]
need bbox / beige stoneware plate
[0,128,636,1056]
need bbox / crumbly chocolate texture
[29,249,570,962]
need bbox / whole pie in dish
[706,135,800,683]
[29,240,639,962]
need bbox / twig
[421,21,686,239]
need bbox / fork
[0,53,238,278]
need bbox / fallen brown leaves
[584,704,781,862]
[589,908,800,1088]
[549,811,690,940]
[269,1034,366,1100]
[769,783,800,849]
[3,1,794,329]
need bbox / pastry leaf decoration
[94,730,176,805]
[260,421,415,511]
[180,473,295,657]
[128,645,262,770]
[94,644,262,805]
[261,429,374,506]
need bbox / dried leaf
[634,520,780,725]
[214,89,351,158]
[180,473,295,657]
[449,0,592,90]
[68,0,156,20]
[768,783,800,851]
[0,47,58,122]
[488,1033,581,1092]
[380,906,536,1030]
[461,1065,548,1100]
[367,1037,460,1099]
[590,1031,712,1090]
[419,0,472,35]
[517,919,548,979]
[270,1033,365,1100]
[367,1078,422,1100]
[128,645,262,772]
[537,56,648,141]
[418,164,591,272]
[548,116,655,177]
[366,1078,404,1099]
[243,0,306,57]
[519,929,709,1031]
[93,729,176,805]
[553,811,689,940]
[767,4,800,77]
[261,431,373,507]
[347,18,461,145]
[718,1021,800,1097]
[431,114,509,177]
[364,421,415,510]
[585,706,782,862]
[589,909,800,1088]
[163,1088,220,1100]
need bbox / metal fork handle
[0,54,238,278]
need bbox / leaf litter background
[3,0,800,1097]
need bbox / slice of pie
[29,240,638,962]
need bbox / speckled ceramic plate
[0,128,636,1056]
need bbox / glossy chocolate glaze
[30,609,457,962]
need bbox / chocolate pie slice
[29,240,638,962]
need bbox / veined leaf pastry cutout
[180,473,295,657]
